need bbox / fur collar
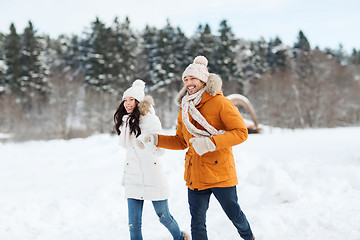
[138,95,154,116]
[175,73,223,106]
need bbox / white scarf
[181,88,225,138]
[119,115,131,147]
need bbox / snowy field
[1,126,360,240]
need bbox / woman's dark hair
[113,100,141,137]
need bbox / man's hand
[189,137,216,156]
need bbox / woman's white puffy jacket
[121,96,169,201]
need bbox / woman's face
[123,97,137,113]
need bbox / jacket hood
[175,73,223,106]
[138,95,155,116]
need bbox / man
[144,56,254,240]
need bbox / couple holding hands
[114,56,255,240]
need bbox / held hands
[138,134,159,153]
[189,137,216,156]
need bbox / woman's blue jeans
[127,198,183,240]
[188,186,253,240]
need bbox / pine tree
[0,33,6,94]
[4,23,22,97]
[82,17,113,92]
[172,26,189,87]
[237,38,269,95]
[188,24,216,70]
[199,24,216,70]
[148,20,189,127]
[54,34,82,70]
[139,25,158,86]
[294,30,311,52]
[214,20,241,94]
[20,21,49,102]
[110,16,138,99]
[251,38,269,77]
[266,37,289,70]
[333,43,346,64]
[68,35,82,69]
[349,48,360,66]
[187,24,203,59]
[292,30,317,127]
[151,20,181,90]
[19,21,50,114]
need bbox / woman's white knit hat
[182,56,210,83]
[122,79,146,102]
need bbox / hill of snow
[1,127,360,240]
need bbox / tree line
[0,17,359,141]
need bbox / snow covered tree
[148,20,189,128]
[4,23,22,97]
[187,24,216,70]
[0,33,7,94]
[67,35,82,70]
[266,37,289,70]
[187,24,202,58]
[20,21,49,108]
[80,18,114,134]
[1,27,22,134]
[172,26,190,86]
[250,39,269,78]
[82,17,113,92]
[53,34,83,70]
[214,20,242,94]
[151,20,178,86]
[110,16,138,99]
[82,17,138,98]
[236,39,269,95]
[138,25,158,86]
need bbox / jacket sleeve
[157,109,188,150]
[138,114,165,156]
[211,97,248,150]
[146,114,162,135]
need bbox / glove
[189,137,216,156]
[138,134,159,154]
[135,139,145,149]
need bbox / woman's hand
[138,134,158,153]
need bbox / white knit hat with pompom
[122,79,146,102]
[182,56,210,83]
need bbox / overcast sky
[1,0,359,53]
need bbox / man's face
[183,76,206,95]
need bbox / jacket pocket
[200,155,229,184]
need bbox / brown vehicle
[227,94,261,134]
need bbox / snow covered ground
[1,126,360,240]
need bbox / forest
[0,17,359,140]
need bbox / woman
[114,79,188,240]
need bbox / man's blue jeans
[127,198,183,240]
[188,186,253,240]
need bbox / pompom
[193,55,208,67]
[132,79,146,89]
